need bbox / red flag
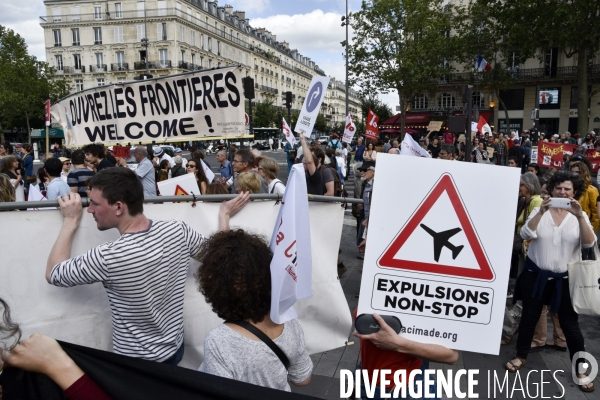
[477,116,492,135]
[365,108,379,141]
[45,100,51,126]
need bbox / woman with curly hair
[195,229,312,391]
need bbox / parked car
[160,145,175,157]
[252,141,270,150]
[318,135,329,144]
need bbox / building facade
[40,0,360,130]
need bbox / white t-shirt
[268,178,286,195]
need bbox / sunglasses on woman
[187,164,197,169]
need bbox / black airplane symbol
[420,224,464,262]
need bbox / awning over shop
[380,113,431,128]
[31,128,64,139]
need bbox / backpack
[328,139,341,149]
[320,165,344,197]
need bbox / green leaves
[347,0,458,114]
[0,25,71,133]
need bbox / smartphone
[355,314,402,335]
[549,198,571,209]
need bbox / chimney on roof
[234,11,245,20]
[282,41,289,49]
[224,4,233,14]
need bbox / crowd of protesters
[0,127,597,397]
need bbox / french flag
[477,55,492,72]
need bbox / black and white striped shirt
[50,220,204,361]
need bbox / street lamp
[341,0,349,118]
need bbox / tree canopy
[346,0,459,139]
[0,26,71,139]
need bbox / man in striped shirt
[45,168,250,364]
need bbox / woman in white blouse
[506,171,595,393]
[258,157,285,195]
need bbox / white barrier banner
[0,201,351,369]
[51,67,245,147]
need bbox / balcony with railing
[59,65,85,74]
[294,66,312,79]
[40,8,251,50]
[178,61,203,71]
[438,65,600,85]
[259,85,278,95]
[111,63,128,71]
[89,64,107,73]
[134,60,172,70]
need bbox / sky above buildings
[0,0,398,110]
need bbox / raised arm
[46,193,83,282]
[299,135,316,175]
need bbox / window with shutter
[137,25,145,41]
[114,26,123,43]
[70,6,79,22]
[53,7,62,22]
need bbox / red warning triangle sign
[174,185,189,196]
[378,174,494,281]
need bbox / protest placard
[50,67,245,146]
[293,76,331,138]
[427,121,443,132]
[157,173,200,197]
[357,154,520,354]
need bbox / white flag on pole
[200,159,215,183]
[269,163,312,324]
[282,117,296,147]
[27,184,52,210]
[400,134,431,158]
[342,113,356,144]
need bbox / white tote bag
[567,246,600,316]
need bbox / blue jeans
[357,361,438,399]
[161,341,184,366]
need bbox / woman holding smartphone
[506,171,595,393]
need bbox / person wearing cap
[59,157,71,183]
[328,134,342,150]
[170,156,187,178]
[152,146,173,168]
[173,148,187,168]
